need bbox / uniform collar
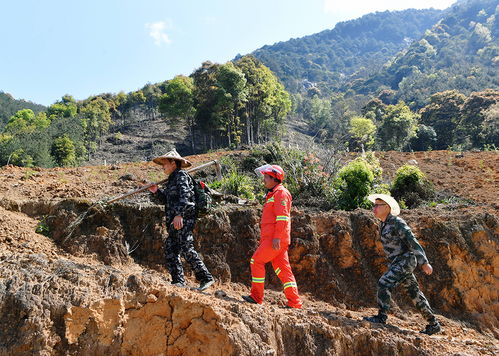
[267,183,281,193]
[381,214,395,224]
[167,168,181,180]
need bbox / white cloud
[323,0,456,15]
[145,21,172,46]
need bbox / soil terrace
[0,150,497,356]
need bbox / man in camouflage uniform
[149,149,214,291]
[363,194,441,335]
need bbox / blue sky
[0,0,456,106]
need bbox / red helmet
[256,164,285,181]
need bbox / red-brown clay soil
[0,150,496,207]
[0,150,497,356]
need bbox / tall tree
[215,62,248,147]
[377,101,418,150]
[349,116,376,151]
[457,89,498,148]
[159,75,196,152]
[47,96,77,120]
[235,56,290,145]
[79,97,112,155]
[141,83,163,119]
[4,109,50,135]
[51,136,77,167]
[419,90,466,149]
[192,61,222,150]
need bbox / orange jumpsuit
[249,184,302,308]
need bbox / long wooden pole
[104,160,221,205]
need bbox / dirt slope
[0,150,497,356]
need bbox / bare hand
[421,263,433,275]
[272,238,281,250]
[173,215,184,230]
[147,184,158,193]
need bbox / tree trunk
[246,112,251,146]
[189,116,195,153]
[256,120,260,144]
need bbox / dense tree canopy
[1,0,497,168]
[252,9,442,93]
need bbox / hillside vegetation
[0,0,497,169]
[252,9,443,93]
[0,92,46,130]
[0,149,497,355]
[351,0,499,107]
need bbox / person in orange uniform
[242,164,303,309]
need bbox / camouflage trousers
[377,252,435,322]
[165,218,213,285]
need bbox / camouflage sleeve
[172,171,195,217]
[396,218,429,266]
[154,188,168,205]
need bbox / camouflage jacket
[379,214,429,266]
[155,168,196,222]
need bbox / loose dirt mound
[0,150,498,356]
[369,150,498,208]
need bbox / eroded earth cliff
[0,151,497,355]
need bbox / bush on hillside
[391,164,435,208]
[243,143,338,208]
[209,169,256,200]
[335,158,375,210]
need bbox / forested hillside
[0,92,45,130]
[252,9,443,93]
[0,57,291,167]
[288,0,498,152]
[351,0,498,108]
[1,0,497,169]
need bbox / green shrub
[218,156,239,174]
[216,169,256,200]
[9,148,34,167]
[35,217,50,237]
[335,158,375,210]
[360,152,383,182]
[246,143,338,208]
[21,169,37,181]
[371,183,391,195]
[51,136,76,167]
[391,165,435,208]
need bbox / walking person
[363,194,441,335]
[148,149,214,291]
[242,164,302,309]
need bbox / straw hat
[152,149,192,168]
[367,194,401,216]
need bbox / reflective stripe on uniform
[252,277,265,283]
[250,258,254,265]
[283,281,297,290]
[274,267,281,276]
[276,215,290,221]
[266,197,275,203]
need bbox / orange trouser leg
[272,249,302,308]
[250,239,281,303]
[250,240,302,308]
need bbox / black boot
[242,295,258,304]
[420,320,441,335]
[171,281,186,288]
[363,313,387,324]
[197,278,215,291]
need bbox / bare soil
[0,150,497,355]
